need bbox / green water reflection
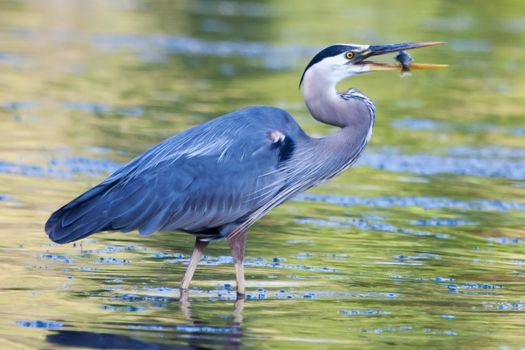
[0,0,524,349]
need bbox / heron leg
[180,238,209,291]
[228,229,247,296]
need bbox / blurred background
[0,0,524,349]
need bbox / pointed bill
[369,62,448,71]
[366,41,446,57]
[360,41,447,72]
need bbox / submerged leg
[228,229,247,296]
[180,238,209,291]
[231,295,245,325]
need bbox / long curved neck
[298,68,375,180]
[302,69,374,129]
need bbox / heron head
[300,41,446,86]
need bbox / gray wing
[45,106,306,243]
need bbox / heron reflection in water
[180,292,244,349]
[46,296,245,350]
[45,41,446,296]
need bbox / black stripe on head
[299,44,359,86]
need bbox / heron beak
[360,41,448,72]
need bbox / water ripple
[1,101,38,111]
[340,309,391,315]
[483,302,525,311]
[294,194,525,212]
[0,194,16,202]
[16,320,63,329]
[0,52,31,68]
[359,151,525,180]
[0,157,120,179]
[296,217,447,239]
[162,254,339,273]
[392,117,525,139]
[410,218,478,227]
[62,101,144,117]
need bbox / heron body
[46,42,445,295]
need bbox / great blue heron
[46,41,446,295]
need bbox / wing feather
[46,106,307,243]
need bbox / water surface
[1,1,524,349]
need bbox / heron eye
[345,51,354,59]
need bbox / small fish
[395,51,413,75]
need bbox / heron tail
[45,181,116,244]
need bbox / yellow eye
[345,51,354,59]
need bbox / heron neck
[302,70,373,126]
[300,69,375,175]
